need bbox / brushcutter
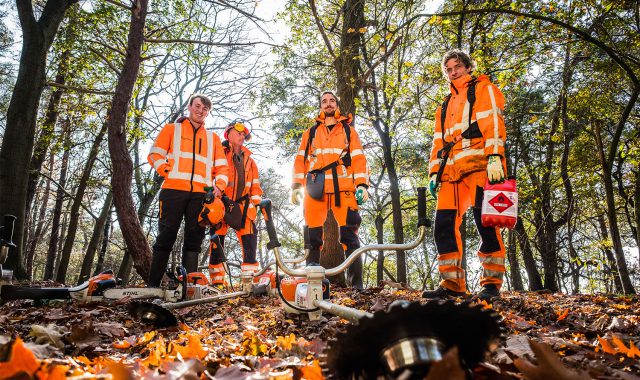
[261,188,506,379]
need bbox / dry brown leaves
[0,288,638,379]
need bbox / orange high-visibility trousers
[434,170,505,292]
[303,190,361,252]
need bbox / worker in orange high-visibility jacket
[291,91,370,290]
[208,120,263,286]
[424,50,507,301]
[146,94,229,287]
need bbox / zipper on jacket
[190,125,199,192]
[199,138,202,154]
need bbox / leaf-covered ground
[0,284,639,379]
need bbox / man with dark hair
[146,94,228,287]
[424,50,507,300]
[291,91,370,289]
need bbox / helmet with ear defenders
[198,197,225,227]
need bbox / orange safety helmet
[223,119,251,141]
[198,197,225,227]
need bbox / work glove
[291,186,304,205]
[428,174,439,199]
[355,186,369,205]
[487,155,505,184]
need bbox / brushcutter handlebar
[259,199,281,249]
[264,189,431,278]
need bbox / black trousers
[148,189,205,285]
[153,189,206,252]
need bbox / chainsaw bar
[321,300,506,379]
[128,301,178,328]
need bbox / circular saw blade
[128,301,178,328]
[322,300,505,379]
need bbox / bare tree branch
[309,0,335,58]
[104,0,131,10]
[46,82,114,95]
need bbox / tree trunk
[318,0,365,279]
[597,212,623,293]
[375,214,384,284]
[106,0,152,282]
[77,192,112,284]
[594,121,636,294]
[94,209,112,275]
[43,122,71,280]
[379,131,406,283]
[25,14,77,217]
[515,219,543,290]
[56,123,107,283]
[25,168,51,279]
[334,0,364,116]
[506,229,524,290]
[0,0,77,280]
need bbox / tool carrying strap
[435,79,483,183]
[304,121,352,207]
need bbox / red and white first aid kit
[481,177,518,229]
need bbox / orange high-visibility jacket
[429,74,506,182]
[292,114,369,193]
[223,144,263,205]
[148,119,229,193]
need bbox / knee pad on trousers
[182,251,200,273]
[241,234,258,264]
[473,208,502,253]
[208,235,226,265]
[303,226,311,250]
[308,227,323,250]
[148,250,171,287]
[434,209,458,254]
[344,249,363,289]
[339,225,360,251]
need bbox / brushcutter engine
[278,273,330,316]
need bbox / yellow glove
[487,156,505,184]
[291,187,304,205]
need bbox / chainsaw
[0,215,224,304]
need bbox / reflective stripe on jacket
[292,114,369,192]
[223,144,263,206]
[148,120,228,193]
[429,74,506,182]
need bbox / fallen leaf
[597,336,617,355]
[299,360,323,380]
[425,347,465,380]
[556,309,569,321]
[514,340,588,380]
[30,324,66,349]
[0,337,40,379]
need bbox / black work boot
[476,284,500,301]
[148,250,171,287]
[182,251,200,273]
[422,286,467,299]
[306,248,321,266]
[345,249,363,290]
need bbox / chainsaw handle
[259,199,281,249]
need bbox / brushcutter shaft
[160,291,248,310]
[314,299,373,324]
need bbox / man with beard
[290,91,369,289]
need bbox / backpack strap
[304,121,321,163]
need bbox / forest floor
[0,282,639,379]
